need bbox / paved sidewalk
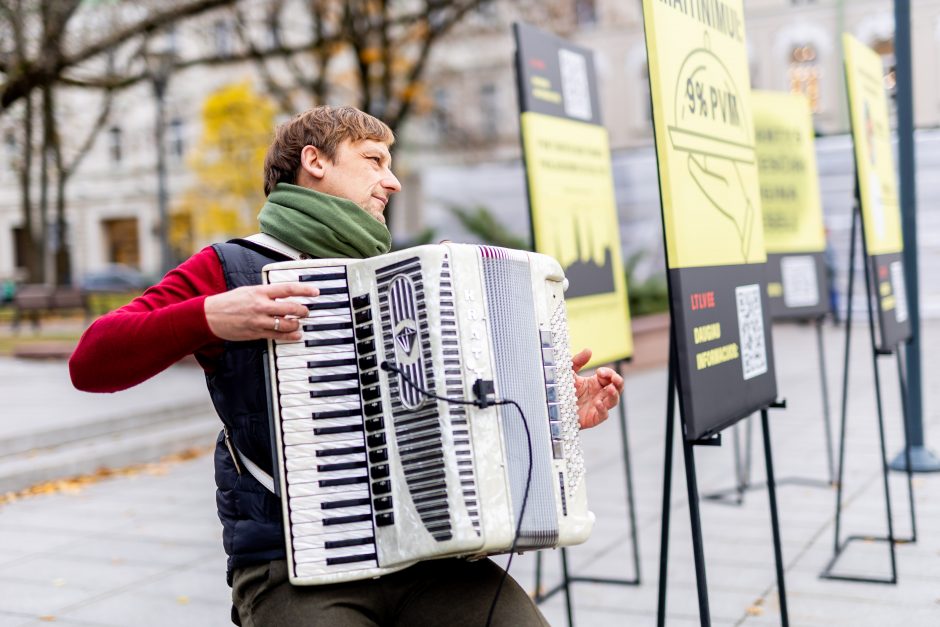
[0,320,939,626]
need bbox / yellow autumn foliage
[171,81,277,253]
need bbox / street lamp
[143,47,176,276]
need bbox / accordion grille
[482,256,559,549]
[377,257,452,541]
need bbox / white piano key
[291,528,375,550]
[287,480,372,497]
[277,365,358,382]
[288,479,368,499]
[276,342,355,358]
[279,379,360,396]
[278,392,360,408]
[288,504,371,525]
[290,521,374,543]
[280,401,361,420]
[289,489,370,511]
[283,428,365,445]
[268,266,348,283]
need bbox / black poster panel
[765,252,830,320]
[869,252,912,351]
[670,264,778,440]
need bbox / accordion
[264,243,594,586]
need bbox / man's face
[317,139,401,224]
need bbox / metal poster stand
[656,330,789,627]
[531,359,640,627]
[819,198,917,584]
[703,314,837,506]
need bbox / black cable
[379,361,534,627]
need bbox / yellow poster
[753,91,826,254]
[843,33,903,256]
[642,0,766,269]
[521,111,633,363]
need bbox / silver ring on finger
[273,316,281,332]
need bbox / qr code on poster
[781,255,819,308]
[558,48,592,121]
[736,284,768,380]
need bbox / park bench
[12,284,89,331]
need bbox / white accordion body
[263,243,594,586]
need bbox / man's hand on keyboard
[571,348,624,429]
[205,283,318,342]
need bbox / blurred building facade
[1,0,939,313]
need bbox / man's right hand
[204,283,318,342]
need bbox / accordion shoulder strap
[222,232,300,496]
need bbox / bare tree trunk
[18,95,44,283]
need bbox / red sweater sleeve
[69,246,227,392]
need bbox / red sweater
[69,246,228,393]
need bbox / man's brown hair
[263,105,394,196]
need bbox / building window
[575,0,597,26]
[433,88,452,139]
[169,117,185,160]
[102,218,140,267]
[479,83,498,138]
[871,38,897,94]
[788,44,821,112]
[214,19,233,58]
[108,126,122,163]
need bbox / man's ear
[299,145,327,182]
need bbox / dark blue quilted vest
[208,241,294,583]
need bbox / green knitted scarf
[257,183,391,259]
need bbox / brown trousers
[231,558,550,627]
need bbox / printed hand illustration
[687,153,755,262]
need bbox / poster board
[513,22,633,367]
[843,33,911,350]
[641,0,777,439]
[752,90,830,319]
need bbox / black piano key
[373,496,392,510]
[308,373,358,384]
[310,407,362,420]
[368,449,388,464]
[321,497,371,509]
[324,513,373,526]
[352,294,371,310]
[300,272,346,282]
[371,480,391,494]
[370,464,390,479]
[358,355,378,370]
[315,286,349,296]
[316,445,365,457]
[324,536,373,550]
[310,387,360,398]
[313,424,364,436]
[360,370,379,386]
[307,301,350,312]
[367,432,386,448]
[361,386,381,402]
[317,460,368,472]
[303,321,353,333]
[365,417,385,432]
[319,475,368,488]
[305,336,355,348]
[307,357,357,369]
[363,402,383,417]
[355,309,372,325]
[327,552,377,566]
[375,512,394,527]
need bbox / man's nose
[383,171,402,194]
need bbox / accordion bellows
[264,243,594,586]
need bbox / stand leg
[862,240,898,582]
[816,317,836,484]
[560,547,574,627]
[832,205,858,556]
[533,551,543,600]
[616,369,642,583]
[895,346,917,543]
[761,409,790,627]
[732,422,745,505]
[682,434,711,627]
[656,350,678,627]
